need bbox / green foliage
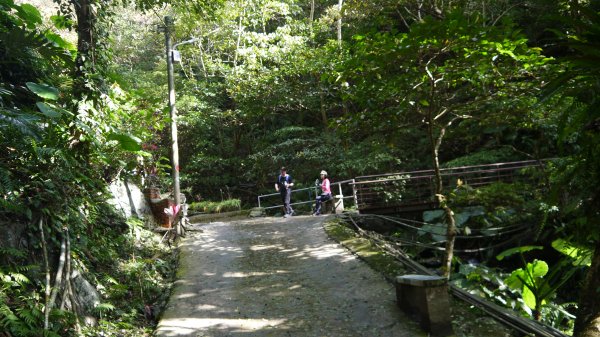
[443,147,525,168]
[454,261,576,332]
[79,213,176,336]
[495,245,584,323]
[0,250,69,337]
[505,259,550,311]
[420,206,486,241]
[542,4,600,247]
[189,199,241,213]
[552,239,592,267]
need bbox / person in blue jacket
[275,166,294,217]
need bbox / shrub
[188,199,241,213]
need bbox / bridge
[352,160,547,214]
[257,160,548,215]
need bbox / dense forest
[1,0,599,336]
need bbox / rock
[71,270,101,326]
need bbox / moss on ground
[323,216,407,281]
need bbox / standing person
[313,170,332,216]
[275,166,294,217]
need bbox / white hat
[320,170,327,176]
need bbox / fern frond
[0,167,14,195]
[0,109,41,140]
[0,247,26,259]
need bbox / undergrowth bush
[188,199,241,213]
[0,213,176,337]
[80,216,176,336]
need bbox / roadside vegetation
[188,199,242,214]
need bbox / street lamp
[163,17,203,235]
[163,16,191,235]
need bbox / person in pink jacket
[313,170,332,216]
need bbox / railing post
[257,196,261,208]
[352,179,358,210]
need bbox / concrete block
[334,195,344,214]
[395,274,454,337]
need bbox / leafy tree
[336,11,551,276]
[542,5,600,337]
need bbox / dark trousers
[280,188,293,215]
[314,193,332,214]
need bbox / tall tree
[337,11,550,276]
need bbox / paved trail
[155,215,425,337]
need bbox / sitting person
[313,170,332,215]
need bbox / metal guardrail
[257,179,356,211]
[352,160,549,213]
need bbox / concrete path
[155,215,425,337]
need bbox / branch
[433,107,449,121]
[491,2,525,27]
[395,9,411,30]
[48,230,67,312]
[39,218,51,330]
[435,114,472,152]
[65,228,81,332]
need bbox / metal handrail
[354,159,550,182]
[257,179,356,211]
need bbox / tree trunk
[427,114,457,278]
[233,6,245,74]
[319,78,328,127]
[337,0,343,47]
[310,0,315,22]
[73,0,94,99]
[574,239,600,337]
[425,73,457,278]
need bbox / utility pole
[164,16,182,233]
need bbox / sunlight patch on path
[158,317,287,336]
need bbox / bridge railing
[352,160,549,213]
[257,179,357,212]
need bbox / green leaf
[36,102,61,118]
[107,133,142,152]
[418,223,447,242]
[551,239,592,266]
[522,286,537,310]
[496,246,543,261]
[44,32,76,52]
[26,82,59,100]
[527,259,549,278]
[505,269,527,290]
[454,206,485,227]
[423,209,444,222]
[50,14,73,30]
[16,3,42,26]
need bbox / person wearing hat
[275,166,294,217]
[313,170,332,216]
